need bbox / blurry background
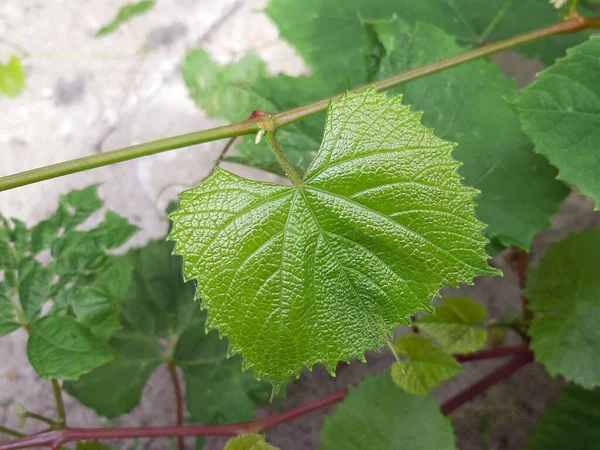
[1,1,599,449]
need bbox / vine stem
[167,362,185,450]
[509,247,533,323]
[0,346,531,450]
[440,351,534,415]
[50,380,66,429]
[1,13,599,192]
[0,428,23,439]
[264,131,303,187]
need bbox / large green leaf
[391,335,462,395]
[182,50,342,172]
[169,89,499,391]
[374,19,568,249]
[516,36,600,206]
[321,372,456,450]
[417,297,488,354]
[65,239,270,431]
[27,315,115,380]
[526,229,600,389]
[528,385,600,450]
[0,55,25,97]
[266,0,585,78]
[96,0,155,37]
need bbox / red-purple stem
[167,361,185,450]
[510,247,533,322]
[0,346,532,450]
[440,351,534,415]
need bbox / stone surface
[1,1,599,450]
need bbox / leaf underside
[169,89,498,391]
[417,296,487,354]
[391,334,462,395]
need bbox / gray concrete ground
[1,1,599,449]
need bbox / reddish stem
[167,361,185,450]
[0,345,531,450]
[251,389,348,433]
[454,345,530,363]
[440,351,534,415]
[510,247,533,322]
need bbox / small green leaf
[0,55,25,97]
[526,229,600,389]
[96,0,155,37]
[88,211,139,250]
[528,385,600,450]
[0,222,16,270]
[18,257,52,323]
[516,36,600,206]
[321,372,456,450]
[224,434,278,450]
[170,88,498,391]
[27,315,114,380]
[0,283,20,336]
[391,334,462,395]
[63,331,163,418]
[56,259,132,340]
[59,185,104,231]
[30,213,62,255]
[417,297,487,354]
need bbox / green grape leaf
[169,88,499,391]
[175,321,271,426]
[0,283,21,336]
[266,0,584,79]
[528,384,600,450]
[224,434,278,450]
[63,331,163,417]
[391,334,462,395]
[321,372,456,450]
[65,238,270,429]
[417,297,487,354]
[0,186,137,382]
[526,229,600,388]
[27,315,115,380]
[182,50,343,172]
[0,55,25,97]
[17,257,52,323]
[516,36,600,205]
[54,259,132,341]
[96,0,155,37]
[373,19,568,249]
